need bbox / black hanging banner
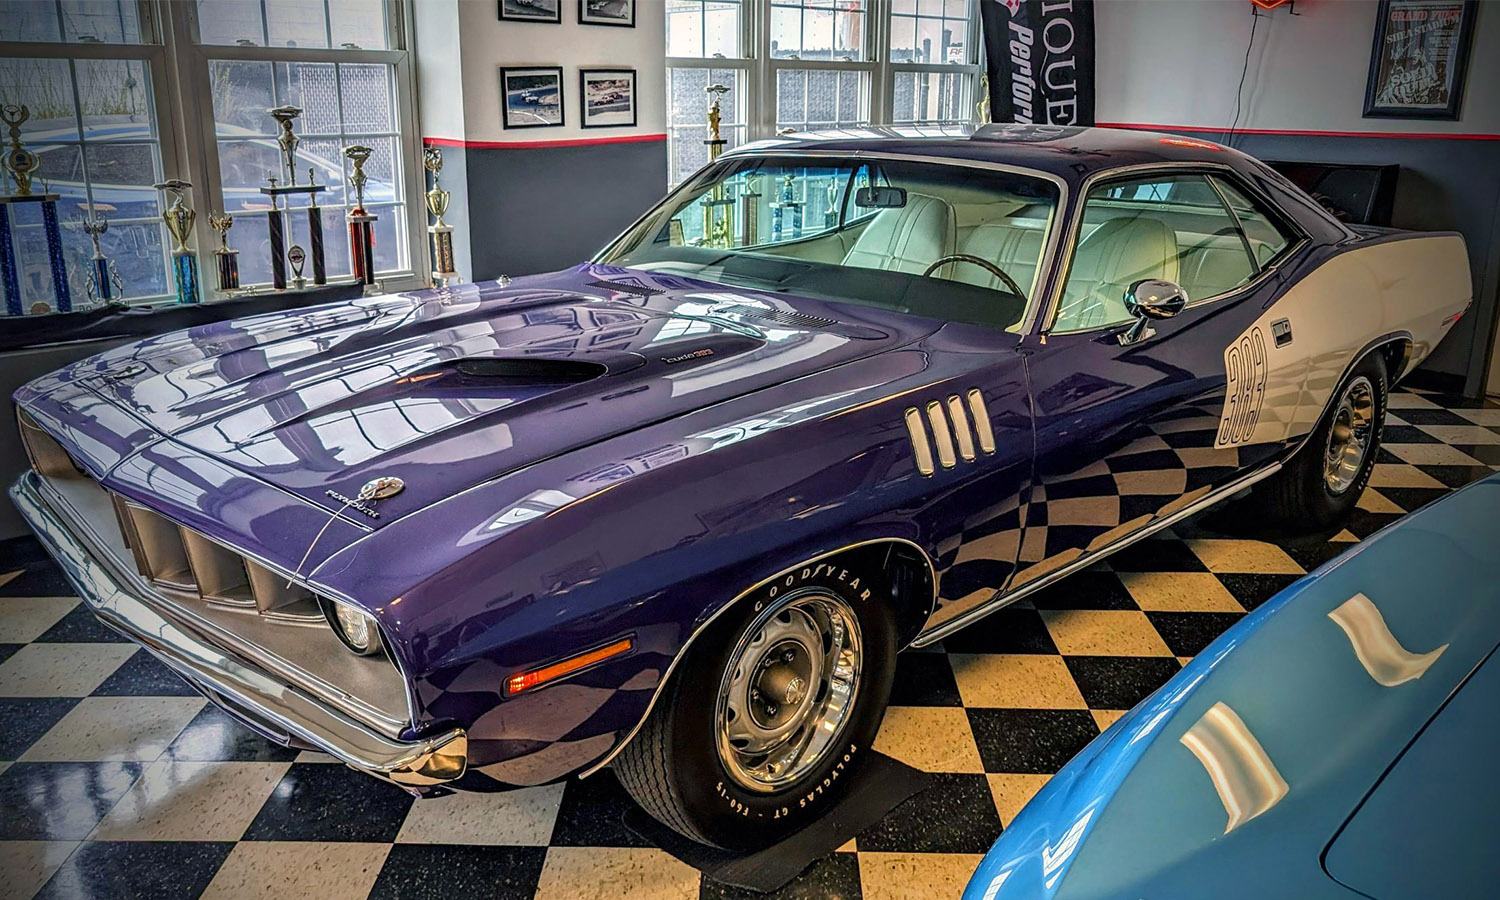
[981,0,1096,126]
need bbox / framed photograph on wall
[499,0,561,24]
[580,68,637,128]
[1363,0,1477,119]
[501,67,565,129]
[580,0,634,27]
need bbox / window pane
[890,0,971,63]
[0,0,145,43]
[666,0,742,58]
[1210,176,1292,266]
[667,67,745,187]
[892,70,972,125]
[769,0,866,60]
[1058,174,1258,331]
[775,69,867,133]
[266,0,330,48]
[329,0,389,49]
[338,64,394,132]
[196,0,267,46]
[277,62,341,134]
[209,61,275,134]
[84,143,162,219]
[0,57,80,141]
[77,59,154,140]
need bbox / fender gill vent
[587,280,665,297]
[905,389,997,477]
[715,304,838,329]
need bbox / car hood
[965,474,1500,900]
[61,264,936,521]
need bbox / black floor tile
[242,762,414,842]
[0,560,75,597]
[0,535,50,569]
[1379,424,1439,444]
[1279,543,1350,576]
[369,844,547,900]
[36,840,233,900]
[0,761,144,840]
[1415,464,1495,489]
[887,652,961,707]
[1374,487,1452,514]
[0,642,20,666]
[1340,509,1406,540]
[1217,573,1302,611]
[1104,539,1208,573]
[165,704,301,762]
[966,708,1099,774]
[1145,612,1247,658]
[35,604,130,643]
[0,697,80,760]
[549,768,653,847]
[1390,407,1471,426]
[1064,656,1181,710]
[1453,444,1500,466]
[1025,570,1137,611]
[942,606,1058,654]
[857,773,1002,854]
[91,649,198,696]
[700,850,862,900]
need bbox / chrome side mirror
[1119,279,1188,344]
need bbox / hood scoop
[716,303,838,329]
[455,357,609,385]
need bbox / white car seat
[842,193,957,276]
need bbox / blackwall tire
[614,560,897,849]
[1251,351,1387,531]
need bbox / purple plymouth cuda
[10,125,1471,849]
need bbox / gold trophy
[268,105,302,185]
[2,104,38,196]
[976,74,992,125]
[344,145,378,289]
[209,212,239,291]
[424,146,458,286]
[155,179,200,303]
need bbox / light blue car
[965,471,1500,900]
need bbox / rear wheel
[1251,351,1387,530]
[614,562,896,849]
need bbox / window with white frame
[666,0,980,187]
[0,0,421,314]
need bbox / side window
[1210,176,1293,267]
[1055,173,1260,332]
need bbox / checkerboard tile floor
[2,388,1496,900]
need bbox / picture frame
[580,68,637,129]
[500,66,565,129]
[579,0,634,27]
[498,0,561,24]
[1363,0,1477,120]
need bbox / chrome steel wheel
[715,588,862,793]
[1324,375,1376,494]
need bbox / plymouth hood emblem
[325,476,405,519]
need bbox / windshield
[599,155,1060,331]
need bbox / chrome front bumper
[10,472,467,788]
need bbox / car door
[1012,168,1298,589]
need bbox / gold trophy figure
[155,179,201,303]
[2,104,38,196]
[976,74,992,125]
[424,146,458,286]
[344,145,378,288]
[210,212,240,291]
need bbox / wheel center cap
[782,676,807,706]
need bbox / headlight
[320,598,384,656]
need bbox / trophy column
[82,212,123,303]
[209,213,239,292]
[3,103,74,314]
[344,145,378,290]
[700,84,733,248]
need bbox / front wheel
[1250,351,1387,530]
[614,562,896,849]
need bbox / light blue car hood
[966,475,1500,900]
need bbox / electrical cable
[1227,7,1262,146]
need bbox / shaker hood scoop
[86,267,932,520]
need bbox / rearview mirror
[1119,279,1188,345]
[854,186,907,209]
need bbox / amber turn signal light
[506,637,635,696]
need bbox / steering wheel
[921,254,1026,298]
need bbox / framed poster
[580,68,637,128]
[501,67,565,129]
[580,0,634,27]
[498,0,561,24]
[1363,0,1477,119]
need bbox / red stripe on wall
[1096,122,1500,142]
[424,133,668,150]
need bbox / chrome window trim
[597,148,1069,335]
[1040,161,1310,337]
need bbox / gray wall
[462,138,669,279]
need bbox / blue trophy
[1,104,73,315]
